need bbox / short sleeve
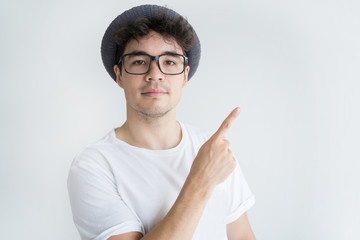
[225,159,255,224]
[67,148,144,240]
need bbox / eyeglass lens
[123,54,185,75]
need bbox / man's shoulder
[71,129,116,165]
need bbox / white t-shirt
[67,122,255,240]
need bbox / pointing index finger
[213,107,241,139]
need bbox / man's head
[113,11,195,69]
[101,5,201,119]
[101,5,201,82]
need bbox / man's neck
[115,108,182,150]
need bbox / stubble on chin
[129,102,173,121]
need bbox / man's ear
[182,65,190,88]
[114,65,124,88]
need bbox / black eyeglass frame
[118,53,189,75]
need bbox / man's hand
[188,107,241,191]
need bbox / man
[68,4,255,240]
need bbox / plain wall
[1,0,359,239]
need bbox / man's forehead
[123,31,184,55]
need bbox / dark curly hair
[113,9,195,65]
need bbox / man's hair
[113,9,196,64]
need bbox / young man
[68,5,255,240]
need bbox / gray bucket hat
[101,4,201,82]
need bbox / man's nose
[145,60,164,81]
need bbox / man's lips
[141,89,167,97]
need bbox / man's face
[114,31,190,119]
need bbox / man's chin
[138,109,170,118]
[132,105,172,119]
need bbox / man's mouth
[141,89,167,98]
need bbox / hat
[101,4,201,82]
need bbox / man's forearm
[140,176,213,240]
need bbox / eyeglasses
[118,53,188,75]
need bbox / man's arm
[108,108,241,240]
[108,232,142,240]
[109,172,215,240]
[227,212,256,240]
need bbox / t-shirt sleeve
[67,148,144,240]
[225,158,255,224]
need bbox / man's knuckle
[208,140,216,148]
[222,121,229,130]
[229,158,236,167]
[221,144,228,152]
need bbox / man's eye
[133,60,146,65]
[164,60,175,65]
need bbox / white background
[1,0,359,239]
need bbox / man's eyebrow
[163,51,183,55]
[125,51,183,56]
[126,51,148,55]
